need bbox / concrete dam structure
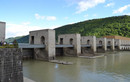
[19,29,130,61]
[0,21,5,42]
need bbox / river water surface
[23,51,130,82]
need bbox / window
[87,40,90,45]
[41,36,45,44]
[115,41,116,45]
[108,41,111,45]
[99,40,102,45]
[70,38,73,45]
[31,36,34,44]
[60,38,63,44]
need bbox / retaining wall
[0,48,23,82]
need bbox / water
[23,51,130,82]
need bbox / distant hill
[6,15,130,43]
[55,15,130,38]
[5,36,24,43]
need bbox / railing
[18,43,45,48]
[56,44,73,48]
[18,43,130,49]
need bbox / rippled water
[23,51,130,82]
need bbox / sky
[0,0,130,38]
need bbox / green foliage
[0,44,15,48]
[55,15,130,39]
[0,40,18,48]
[13,40,18,48]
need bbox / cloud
[105,3,114,7]
[123,13,130,15]
[113,4,130,14]
[35,13,56,21]
[22,22,31,25]
[76,0,105,13]
[35,13,45,20]
[46,16,57,21]
[6,23,59,38]
[6,23,43,38]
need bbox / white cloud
[105,3,114,7]
[6,23,43,38]
[35,13,45,20]
[22,22,31,25]
[46,16,57,21]
[123,13,130,15]
[35,13,56,21]
[76,0,105,13]
[6,23,59,38]
[113,4,130,14]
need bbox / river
[23,51,130,82]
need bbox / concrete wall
[107,39,115,50]
[121,40,130,45]
[58,34,81,56]
[0,22,5,42]
[0,48,23,82]
[96,38,107,53]
[114,39,121,50]
[81,36,96,56]
[29,29,55,60]
[22,48,34,59]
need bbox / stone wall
[0,48,23,82]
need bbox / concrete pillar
[47,30,55,60]
[91,36,96,53]
[103,38,107,51]
[112,39,115,50]
[0,22,6,42]
[75,34,81,56]
[118,39,121,50]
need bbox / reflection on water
[23,51,130,82]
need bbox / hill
[5,36,24,43]
[55,15,130,38]
[6,15,130,43]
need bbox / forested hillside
[55,15,130,38]
[6,15,130,43]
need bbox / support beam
[103,38,107,51]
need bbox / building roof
[103,36,130,40]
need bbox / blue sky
[0,0,130,38]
